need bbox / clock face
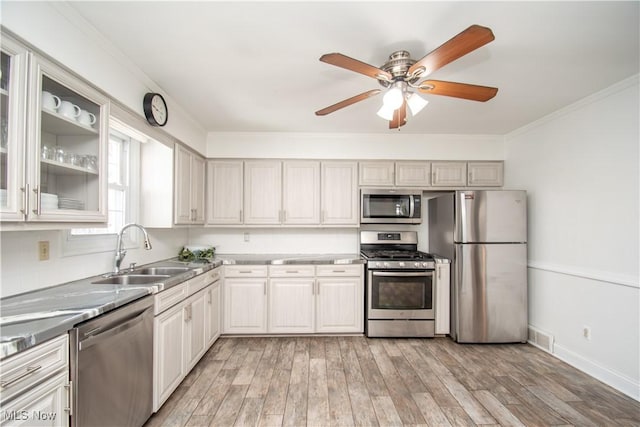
[143,93,168,126]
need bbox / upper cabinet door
[191,155,205,223]
[359,161,394,186]
[282,160,319,225]
[207,160,243,224]
[174,145,192,224]
[26,53,109,223]
[321,161,358,225]
[467,161,504,187]
[0,36,28,221]
[395,161,431,187]
[244,160,282,224]
[431,162,467,187]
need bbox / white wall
[208,132,504,160]
[0,228,188,297]
[1,1,207,154]
[504,75,639,399]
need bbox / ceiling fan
[315,25,498,129]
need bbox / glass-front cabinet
[0,36,28,221]
[1,32,109,223]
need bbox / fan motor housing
[379,50,418,87]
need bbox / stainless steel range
[361,230,440,338]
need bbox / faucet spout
[114,223,152,274]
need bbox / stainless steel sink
[134,267,191,276]
[92,275,170,285]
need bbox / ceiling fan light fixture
[406,92,429,116]
[382,81,405,110]
[376,104,395,121]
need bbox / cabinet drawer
[206,267,222,284]
[187,273,209,296]
[316,264,363,277]
[0,334,68,404]
[268,265,315,277]
[154,282,188,315]
[224,265,268,277]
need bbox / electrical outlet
[583,326,591,341]
[244,232,250,242]
[38,241,50,261]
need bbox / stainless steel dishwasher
[70,296,153,427]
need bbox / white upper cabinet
[359,161,395,186]
[1,33,109,224]
[467,161,504,187]
[174,145,205,225]
[359,161,431,187]
[282,160,320,225]
[321,161,358,225]
[244,160,282,224]
[431,161,468,187]
[395,161,431,187]
[206,160,243,224]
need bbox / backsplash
[0,228,188,298]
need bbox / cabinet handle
[321,210,325,223]
[240,209,243,222]
[32,186,41,215]
[469,172,473,182]
[64,381,73,415]
[432,172,436,183]
[332,270,346,273]
[208,289,212,304]
[283,210,287,222]
[315,280,319,295]
[239,270,252,274]
[184,305,192,322]
[263,282,266,295]
[0,365,42,389]
[20,185,28,215]
[285,270,299,274]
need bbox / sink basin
[134,267,191,276]
[92,274,170,285]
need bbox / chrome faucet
[113,223,152,274]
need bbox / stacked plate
[58,197,84,210]
[41,193,59,210]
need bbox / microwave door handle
[409,196,415,218]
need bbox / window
[63,120,141,256]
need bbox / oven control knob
[422,262,429,268]
[383,262,389,268]
[399,262,405,267]
[414,262,420,267]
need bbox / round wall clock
[143,92,168,126]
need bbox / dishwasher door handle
[79,309,148,351]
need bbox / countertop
[0,254,363,360]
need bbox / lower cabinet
[0,335,70,427]
[153,267,222,411]
[223,264,364,335]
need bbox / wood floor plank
[371,395,403,426]
[307,358,330,426]
[473,390,525,426]
[145,337,640,427]
[210,384,249,426]
[412,392,452,427]
[439,375,496,425]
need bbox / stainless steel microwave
[361,189,422,224]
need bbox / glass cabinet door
[0,36,28,221]
[27,54,109,222]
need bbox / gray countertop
[0,254,363,360]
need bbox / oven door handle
[372,271,431,277]
[78,309,148,351]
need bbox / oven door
[367,270,434,320]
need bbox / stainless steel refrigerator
[429,190,528,343]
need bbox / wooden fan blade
[408,25,495,78]
[320,53,393,82]
[418,80,498,101]
[389,101,408,129]
[315,89,381,116]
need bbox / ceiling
[67,1,639,135]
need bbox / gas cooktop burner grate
[360,250,431,261]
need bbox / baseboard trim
[552,343,639,401]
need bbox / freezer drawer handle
[79,310,147,351]
[0,365,42,389]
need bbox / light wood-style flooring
[144,336,640,427]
